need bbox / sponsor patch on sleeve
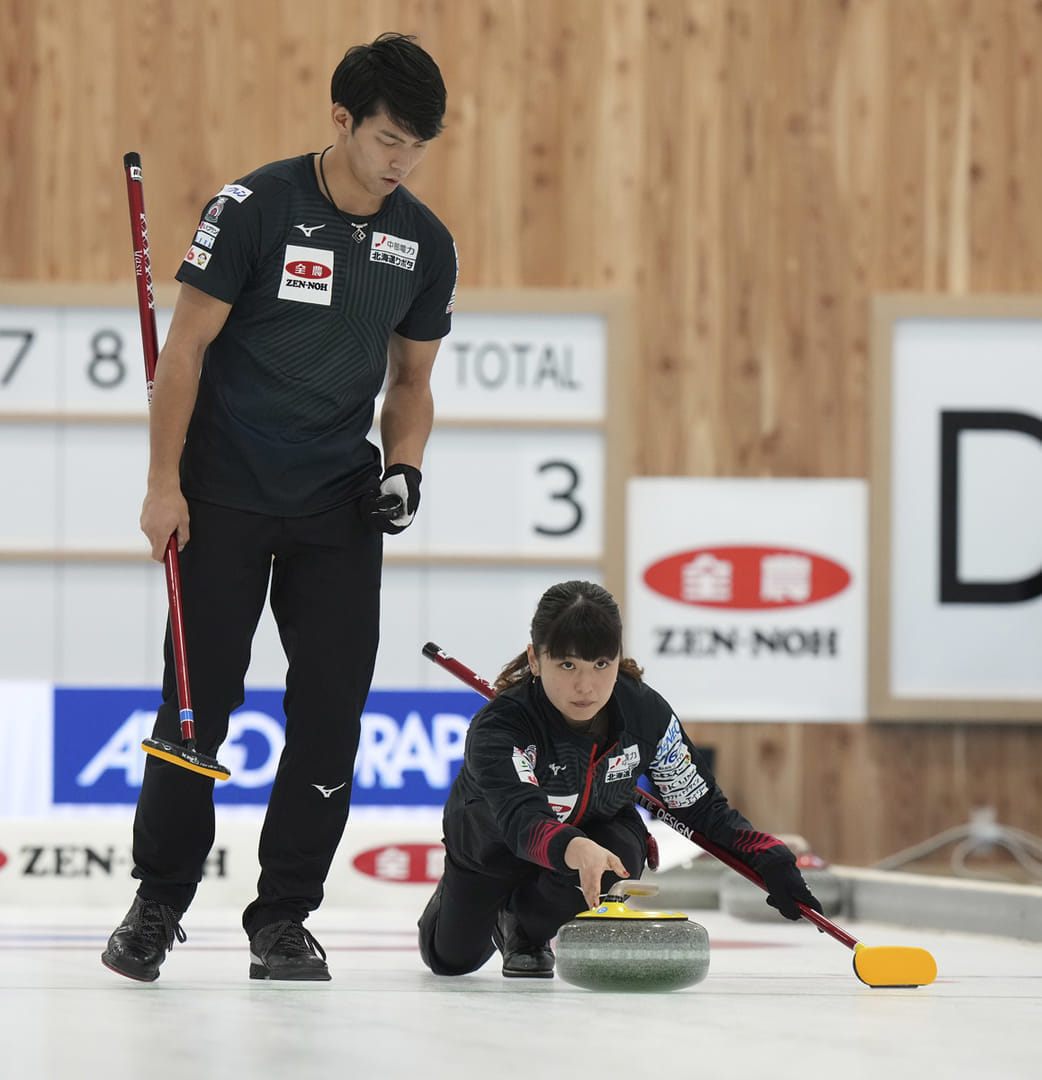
[183,245,211,270]
[217,183,253,203]
[204,196,228,223]
[512,745,539,785]
[649,715,709,807]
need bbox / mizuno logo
[294,223,326,237]
[311,782,347,798]
[548,763,566,775]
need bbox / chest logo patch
[370,231,418,271]
[605,744,641,783]
[278,244,334,306]
[547,793,579,823]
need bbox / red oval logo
[285,259,332,279]
[352,843,444,884]
[0,849,6,870]
[643,546,851,610]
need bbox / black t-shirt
[173,153,458,515]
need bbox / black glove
[760,859,823,921]
[364,463,422,534]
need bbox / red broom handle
[123,152,195,746]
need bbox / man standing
[102,33,457,982]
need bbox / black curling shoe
[101,896,186,982]
[493,908,555,978]
[248,920,331,981]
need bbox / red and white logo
[278,244,335,306]
[183,245,211,270]
[284,259,332,279]
[643,546,851,610]
[370,230,418,271]
[546,793,578,822]
[352,843,444,883]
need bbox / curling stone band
[556,881,710,992]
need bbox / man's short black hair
[330,32,446,142]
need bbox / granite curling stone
[555,881,710,992]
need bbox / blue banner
[53,687,484,807]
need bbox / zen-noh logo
[643,546,851,610]
[285,258,332,279]
[352,843,444,884]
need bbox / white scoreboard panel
[0,284,630,689]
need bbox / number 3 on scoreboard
[534,459,584,537]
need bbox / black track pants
[417,812,648,975]
[130,499,382,933]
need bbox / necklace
[317,146,370,244]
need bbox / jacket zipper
[572,741,618,826]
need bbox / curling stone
[720,852,844,921]
[555,882,710,992]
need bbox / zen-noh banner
[626,478,867,722]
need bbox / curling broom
[123,151,230,782]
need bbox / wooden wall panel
[692,721,1042,866]
[4,0,1042,865]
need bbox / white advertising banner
[0,813,444,909]
[626,479,867,722]
[0,682,52,816]
[871,298,1042,719]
